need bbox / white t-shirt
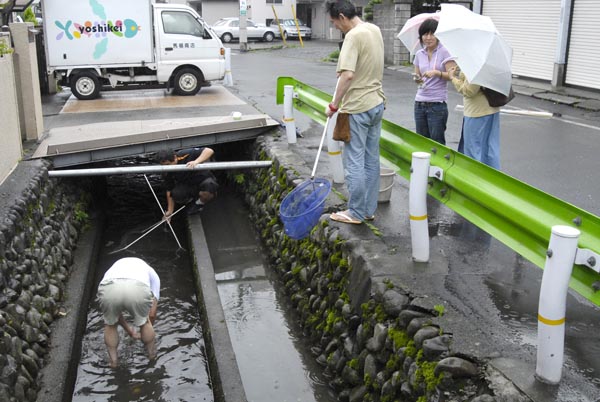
[101,257,161,300]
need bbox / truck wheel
[71,72,100,100]
[283,31,289,40]
[263,32,274,42]
[222,33,233,43]
[174,68,201,96]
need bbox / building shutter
[482,0,561,81]
[565,0,600,90]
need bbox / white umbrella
[396,13,440,56]
[435,4,513,96]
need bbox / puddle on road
[71,174,213,402]
[202,191,337,402]
[431,211,600,395]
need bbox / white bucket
[378,167,395,203]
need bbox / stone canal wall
[0,160,90,402]
[239,135,513,402]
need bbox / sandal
[364,215,375,221]
[330,210,362,225]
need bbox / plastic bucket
[378,167,395,203]
[279,178,331,240]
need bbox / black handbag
[481,86,515,107]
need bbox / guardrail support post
[536,225,580,384]
[325,113,345,183]
[283,85,297,144]
[223,47,233,86]
[410,152,430,262]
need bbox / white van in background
[42,0,225,99]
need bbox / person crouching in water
[156,147,219,218]
[97,257,160,368]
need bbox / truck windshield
[162,11,205,37]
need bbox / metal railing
[276,76,600,307]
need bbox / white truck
[42,0,225,99]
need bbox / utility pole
[239,0,248,52]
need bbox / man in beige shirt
[326,0,386,225]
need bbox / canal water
[71,173,213,402]
[201,191,338,402]
[70,169,336,401]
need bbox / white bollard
[223,48,233,86]
[409,152,431,262]
[283,85,297,144]
[325,112,345,184]
[536,225,580,384]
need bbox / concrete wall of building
[0,35,23,185]
[9,22,44,142]
[202,1,239,25]
[374,2,400,66]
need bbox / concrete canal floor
[35,40,600,401]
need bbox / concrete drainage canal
[51,154,337,402]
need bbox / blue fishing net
[279,178,331,240]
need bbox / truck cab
[44,0,225,99]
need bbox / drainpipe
[535,225,580,384]
[48,161,273,177]
[552,0,573,88]
[409,152,430,262]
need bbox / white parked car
[270,19,312,40]
[211,18,277,43]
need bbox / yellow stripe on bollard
[282,117,295,122]
[538,314,566,326]
[410,214,427,221]
[328,151,342,156]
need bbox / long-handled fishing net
[108,204,186,255]
[279,80,339,239]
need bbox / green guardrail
[276,76,600,306]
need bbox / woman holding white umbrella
[435,3,513,169]
[412,18,456,145]
[448,66,500,169]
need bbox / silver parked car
[270,19,312,40]
[211,17,277,43]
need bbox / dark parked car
[270,18,312,40]
[211,17,277,43]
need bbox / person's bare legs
[140,320,156,360]
[104,324,120,368]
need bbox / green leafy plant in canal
[347,358,359,370]
[416,359,442,393]
[0,40,13,56]
[233,173,245,184]
[388,327,409,349]
[404,340,417,358]
[434,304,445,316]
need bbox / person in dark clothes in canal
[156,147,219,218]
[97,257,161,368]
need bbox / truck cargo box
[43,0,154,68]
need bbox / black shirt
[164,147,215,190]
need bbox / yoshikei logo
[54,19,141,40]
